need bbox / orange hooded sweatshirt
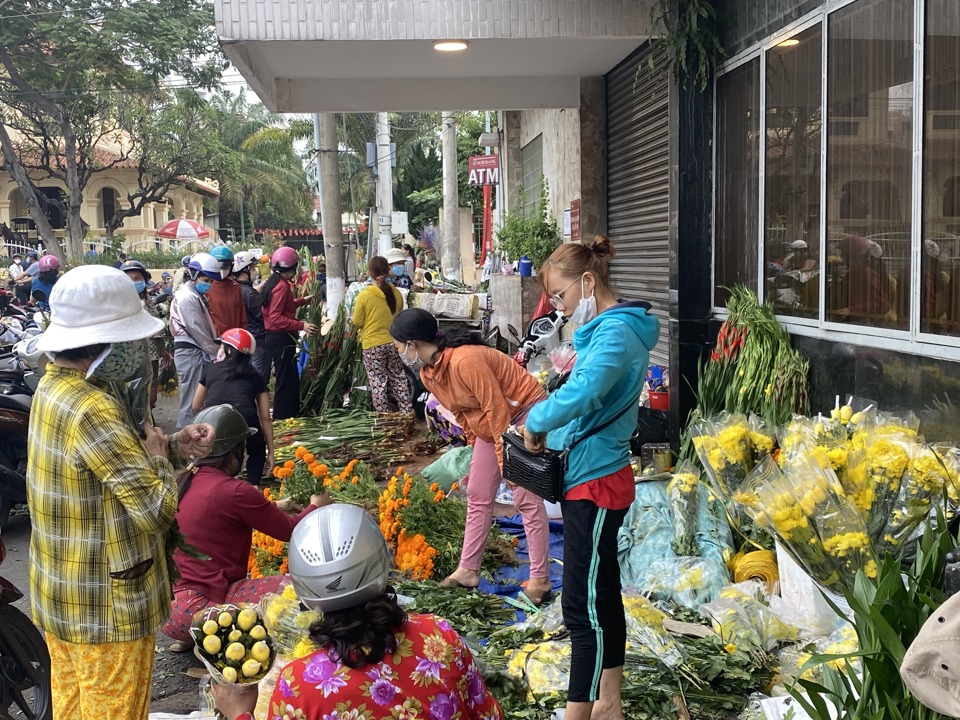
[419,344,545,468]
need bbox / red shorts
[564,465,635,510]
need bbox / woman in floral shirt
[212,504,503,720]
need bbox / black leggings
[265,331,300,420]
[244,426,267,486]
[561,499,629,703]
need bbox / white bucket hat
[901,590,960,717]
[384,248,406,265]
[37,265,166,353]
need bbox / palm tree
[208,93,315,236]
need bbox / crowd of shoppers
[16,232,656,720]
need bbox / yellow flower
[724,643,738,654]
[822,531,869,557]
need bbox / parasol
[157,217,210,240]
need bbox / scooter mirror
[507,324,520,341]
[31,289,47,304]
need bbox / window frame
[520,134,544,219]
[712,0,960,356]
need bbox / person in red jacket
[259,247,317,419]
[206,245,248,335]
[161,404,329,651]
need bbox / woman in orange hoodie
[390,308,552,604]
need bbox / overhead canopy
[215,0,658,112]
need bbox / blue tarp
[478,516,565,601]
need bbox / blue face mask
[133,281,146,295]
[195,279,212,295]
[391,265,405,277]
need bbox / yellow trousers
[46,633,155,720]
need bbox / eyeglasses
[548,274,583,310]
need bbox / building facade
[708,0,960,438]
[0,145,218,254]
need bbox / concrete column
[579,77,607,239]
[376,112,393,257]
[318,112,346,314]
[441,111,461,281]
[502,111,524,215]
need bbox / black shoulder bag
[501,402,635,504]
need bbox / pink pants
[461,437,550,579]
[161,575,288,641]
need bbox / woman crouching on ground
[162,404,328,651]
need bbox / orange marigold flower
[323,478,332,488]
[429,482,440,493]
[433,491,444,503]
[284,459,296,469]
[295,446,307,459]
[316,464,328,476]
[395,466,404,476]
[303,453,316,465]
[351,475,359,485]
[402,478,413,497]
[450,482,460,492]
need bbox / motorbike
[0,529,52,720]
[0,339,42,530]
[510,310,568,369]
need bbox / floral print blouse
[267,613,503,720]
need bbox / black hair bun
[587,235,615,261]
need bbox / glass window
[521,134,543,218]
[715,59,760,307]
[922,1,960,336]
[825,0,913,329]
[764,25,822,319]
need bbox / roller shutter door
[606,42,670,365]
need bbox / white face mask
[399,342,424,372]
[569,276,598,325]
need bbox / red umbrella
[157,217,210,240]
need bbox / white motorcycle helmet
[288,503,390,613]
[232,250,258,276]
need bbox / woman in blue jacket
[522,235,659,720]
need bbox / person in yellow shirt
[352,256,413,416]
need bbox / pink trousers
[460,437,550,579]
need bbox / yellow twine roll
[730,549,779,594]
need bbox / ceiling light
[433,40,469,52]
[778,38,800,47]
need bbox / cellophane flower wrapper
[691,414,753,500]
[191,603,277,703]
[516,593,566,634]
[667,462,701,557]
[506,639,571,697]
[870,444,948,556]
[777,622,859,687]
[748,414,776,467]
[548,342,577,375]
[776,415,817,467]
[642,556,729,610]
[934,444,960,504]
[815,496,878,588]
[255,587,323,720]
[748,456,842,593]
[700,582,799,652]
[846,429,912,540]
[622,591,683,667]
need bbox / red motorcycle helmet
[271,246,299,270]
[219,327,256,355]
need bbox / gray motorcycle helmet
[289,503,390,613]
[192,404,257,459]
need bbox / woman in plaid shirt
[27,266,216,720]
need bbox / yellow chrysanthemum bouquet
[666,461,701,557]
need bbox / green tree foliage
[393,140,442,233]
[208,94,314,236]
[0,0,222,259]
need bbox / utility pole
[441,111,461,281]
[375,112,393,257]
[317,113,345,315]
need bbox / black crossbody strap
[567,401,636,453]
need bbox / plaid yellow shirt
[27,365,178,644]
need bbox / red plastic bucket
[648,391,669,411]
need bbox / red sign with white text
[467,155,501,186]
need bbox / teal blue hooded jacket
[524,301,660,494]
